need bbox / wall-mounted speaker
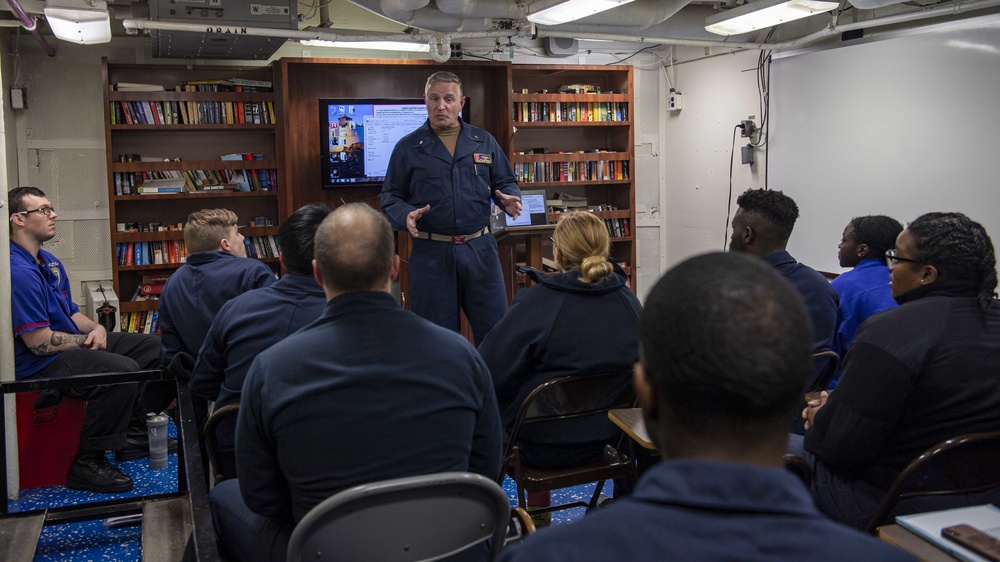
[545,37,578,57]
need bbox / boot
[66,451,133,493]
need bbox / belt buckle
[451,235,467,244]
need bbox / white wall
[771,16,1000,273]
[660,48,766,270]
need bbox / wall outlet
[10,88,25,109]
[667,92,683,111]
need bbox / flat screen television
[320,97,470,189]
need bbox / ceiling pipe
[121,0,1000,59]
[542,0,1000,52]
[121,18,533,60]
[5,0,56,56]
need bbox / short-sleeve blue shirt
[10,241,81,379]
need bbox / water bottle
[147,412,169,470]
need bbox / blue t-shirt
[10,241,81,379]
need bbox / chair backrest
[865,429,1000,533]
[202,403,239,485]
[286,472,510,562]
[806,350,840,393]
[511,370,635,437]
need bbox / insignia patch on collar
[473,153,493,164]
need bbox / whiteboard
[769,16,1000,273]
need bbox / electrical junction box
[147,0,298,60]
[741,144,755,166]
[667,92,683,111]
[83,282,120,332]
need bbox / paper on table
[896,504,1000,562]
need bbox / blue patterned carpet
[8,417,606,560]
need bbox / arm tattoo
[31,332,88,356]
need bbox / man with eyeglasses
[8,186,168,494]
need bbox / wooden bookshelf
[102,58,283,332]
[508,64,636,292]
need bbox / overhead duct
[145,0,298,59]
[351,0,692,33]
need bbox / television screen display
[319,98,469,189]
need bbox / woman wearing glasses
[478,210,641,520]
[801,212,1000,529]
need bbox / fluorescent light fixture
[44,0,112,45]
[528,0,637,26]
[300,39,430,53]
[705,0,838,36]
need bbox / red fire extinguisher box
[16,391,85,490]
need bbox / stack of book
[547,193,588,211]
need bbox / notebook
[896,504,1000,562]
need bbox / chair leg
[587,480,607,510]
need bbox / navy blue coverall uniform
[380,120,520,344]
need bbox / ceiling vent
[146,0,298,60]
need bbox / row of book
[114,78,273,92]
[121,309,159,335]
[514,160,630,183]
[603,217,632,239]
[116,221,183,233]
[513,102,628,123]
[116,240,188,266]
[114,168,277,195]
[110,97,276,126]
[244,235,280,259]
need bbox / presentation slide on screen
[363,105,426,177]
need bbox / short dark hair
[278,203,333,275]
[907,212,997,311]
[850,215,903,261]
[313,203,394,293]
[640,252,812,429]
[8,186,47,214]
[736,188,799,242]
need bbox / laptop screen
[506,190,548,227]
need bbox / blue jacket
[828,258,897,387]
[478,263,641,446]
[158,251,275,366]
[190,274,326,408]
[380,120,519,235]
[237,291,502,523]
[499,459,917,562]
[10,242,80,379]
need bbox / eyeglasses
[549,236,557,247]
[885,249,922,269]
[17,205,55,217]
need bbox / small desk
[878,524,961,561]
[608,408,656,450]
[494,225,557,301]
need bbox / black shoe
[115,436,178,462]
[66,452,133,493]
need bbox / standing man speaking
[381,71,521,344]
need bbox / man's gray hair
[425,71,462,96]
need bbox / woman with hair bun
[479,210,641,519]
[802,212,1000,529]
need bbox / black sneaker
[115,436,179,462]
[66,452,133,493]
